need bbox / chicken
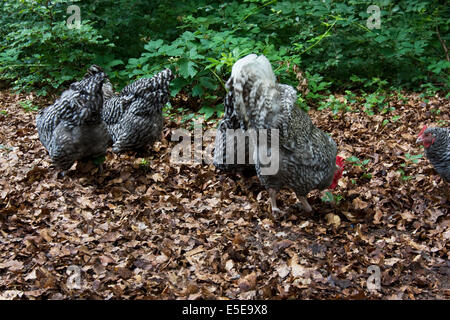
[416,126,450,182]
[36,65,110,171]
[102,69,173,153]
[213,90,255,174]
[225,54,344,215]
[101,78,115,101]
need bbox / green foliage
[318,95,352,114]
[0,0,448,101]
[197,104,224,120]
[0,0,113,95]
[305,73,331,101]
[430,107,441,116]
[139,158,150,172]
[382,115,401,126]
[397,169,412,181]
[122,26,289,101]
[346,156,372,180]
[404,153,423,164]
[362,92,388,115]
[347,156,370,167]
[19,100,38,112]
[397,153,423,181]
[321,191,344,205]
[344,90,358,105]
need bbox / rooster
[36,65,110,171]
[416,125,450,182]
[225,54,344,216]
[102,69,173,153]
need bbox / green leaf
[179,60,198,79]
[198,106,216,120]
[144,39,164,52]
[346,156,360,163]
[106,60,124,68]
[321,191,334,203]
[192,84,204,97]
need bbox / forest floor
[0,89,448,300]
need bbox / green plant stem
[208,68,225,90]
[298,19,337,56]
[239,0,278,25]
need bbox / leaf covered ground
[0,90,448,300]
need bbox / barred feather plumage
[220,54,341,213]
[102,69,174,153]
[36,65,110,170]
[213,91,255,172]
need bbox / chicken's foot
[269,188,285,219]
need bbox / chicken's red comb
[330,156,345,189]
[336,156,345,168]
[418,125,427,137]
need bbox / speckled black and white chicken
[101,69,173,153]
[416,126,450,182]
[213,90,255,174]
[224,54,344,216]
[36,65,110,170]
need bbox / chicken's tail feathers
[84,72,108,97]
[66,66,108,123]
[121,68,174,97]
[226,54,277,127]
[82,65,115,101]
[102,80,115,100]
[148,68,174,92]
[84,65,105,78]
[72,65,108,95]
[156,68,174,84]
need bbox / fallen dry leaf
[0,89,447,300]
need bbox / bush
[0,0,448,101]
[0,0,113,95]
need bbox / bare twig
[436,26,449,62]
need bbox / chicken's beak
[416,135,423,144]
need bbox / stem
[209,68,225,90]
[298,19,337,56]
[4,64,50,68]
[436,26,449,62]
[189,59,226,90]
[239,0,277,24]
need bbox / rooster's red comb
[418,125,427,137]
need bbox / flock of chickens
[36,65,173,171]
[36,54,449,215]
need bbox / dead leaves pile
[0,90,448,300]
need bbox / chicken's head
[416,125,436,148]
[330,156,345,189]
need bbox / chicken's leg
[269,188,284,218]
[293,193,313,213]
[299,196,312,212]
